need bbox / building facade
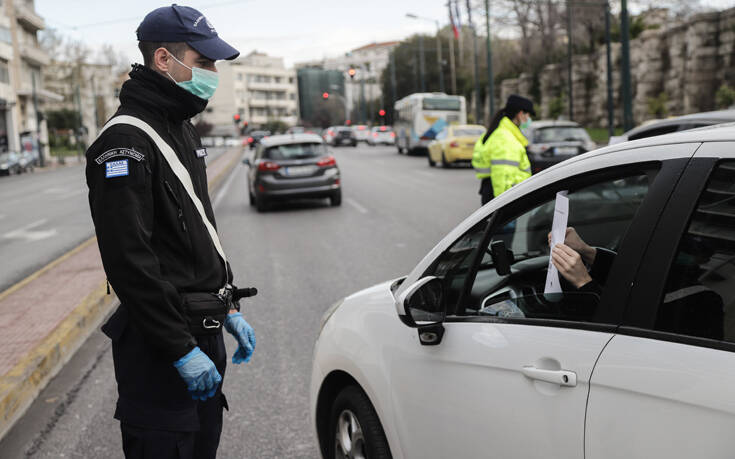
[206,51,298,132]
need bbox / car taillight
[258,161,280,171]
[328,130,334,136]
[373,132,378,137]
[380,126,387,131]
[358,126,366,130]
[450,141,459,148]
[247,137,254,143]
[317,155,336,167]
[390,132,395,138]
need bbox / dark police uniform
[86,63,230,458]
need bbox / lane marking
[214,161,242,209]
[56,189,85,199]
[345,198,369,214]
[3,218,58,242]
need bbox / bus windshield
[423,97,461,111]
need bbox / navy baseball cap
[137,4,239,60]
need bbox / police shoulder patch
[95,148,144,165]
[105,159,129,178]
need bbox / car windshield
[423,97,461,111]
[534,126,590,143]
[264,142,326,160]
[453,128,484,137]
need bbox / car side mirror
[396,276,446,345]
[242,158,251,167]
[490,240,514,276]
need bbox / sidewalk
[0,146,244,440]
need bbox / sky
[36,0,735,69]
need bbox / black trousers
[103,306,228,459]
[479,177,494,205]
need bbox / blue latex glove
[224,312,256,364]
[173,346,222,401]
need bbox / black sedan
[245,134,341,212]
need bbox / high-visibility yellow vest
[472,116,531,197]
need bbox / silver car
[244,133,341,212]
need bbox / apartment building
[206,51,299,132]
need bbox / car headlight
[319,298,345,333]
[0,163,7,169]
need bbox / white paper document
[544,191,569,294]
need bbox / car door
[388,158,688,459]
[586,143,735,459]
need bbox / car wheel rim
[335,409,366,459]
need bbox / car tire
[249,191,255,206]
[428,154,436,167]
[328,386,391,459]
[254,194,269,212]
[441,151,450,168]
[330,190,342,207]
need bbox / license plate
[283,166,315,176]
[555,147,578,155]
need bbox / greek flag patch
[195,147,208,158]
[105,159,129,178]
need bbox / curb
[0,146,242,441]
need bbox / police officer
[85,5,255,458]
[472,94,535,205]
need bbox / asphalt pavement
[0,147,229,293]
[0,143,480,458]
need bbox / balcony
[19,43,49,66]
[14,1,45,31]
[246,81,294,92]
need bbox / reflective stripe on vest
[491,159,522,167]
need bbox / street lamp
[406,13,445,93]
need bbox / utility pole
[360,73,366,124]
[467,0,481,123]
[435,20,444,93]
[566,0,573,120]
[390,51,397,121]
[485,0,494,115]
[447,1,457,94]
[32,72,43,167]
[605,1,614,137]
[621,0,633,131]
[418,34,426,92]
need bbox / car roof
[529,120,581,128]
[397,122,735,298]
[623,109,735,137]
[259,133,324,147]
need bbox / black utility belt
[181,292,229,336]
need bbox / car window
[428,171,652,323]
[263,142,326,160]
[628,124,680,141]
[534,127,590,143]
[453,128,485,137]
[654,161,735,342]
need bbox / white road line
[3,218,57,242]
[345,198,369,214]
[57,189,85,199]
[214,162,242,209]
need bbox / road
[0,147,229,293]
[0,143,480,458]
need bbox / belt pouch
[181,292,228,335]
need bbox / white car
[366,126,395,146]
[311,124,735,458]
[352,125,370,142]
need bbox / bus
[393,93,467,154]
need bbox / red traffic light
[346,119,352,125]
[233,114,241,121]
[322,92,329,99]
[348,68,356,79]
[378,109,386,117]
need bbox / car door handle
[521,366,577,387]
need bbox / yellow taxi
[427,124,486,168]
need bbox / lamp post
[406,13,445,93]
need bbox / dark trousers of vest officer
[103,306,228,459]
[479,177,494,205]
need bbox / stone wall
[496,7,735,127]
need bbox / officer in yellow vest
[472,94,536,204]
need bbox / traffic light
[322,92,329,99]
[378,109,386,117]
[346,119,352,126]
[348,68,356,80]
[233,114,241,124]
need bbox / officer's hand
[173,346,222,401]
[224,312,256,364]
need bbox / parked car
[352,125,370,143]
[0,151,21,175]
[246,130,271,150]
[608,109,735,145]
[427,124,485,167]
[287,126,306,134]
[311,124,735,459]
[244,133,341,212]
[330,126,357,147]
[523,120,597,173]
[366,126,396,146]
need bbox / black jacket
[86,64,231,361]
